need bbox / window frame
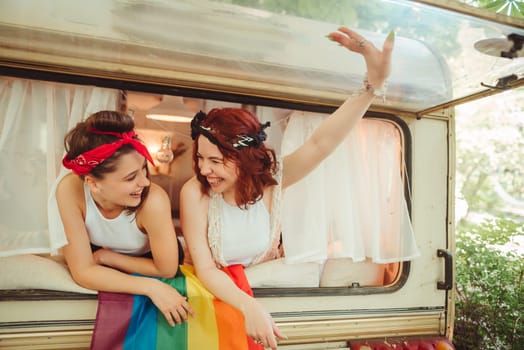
[0,67,414,299]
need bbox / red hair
[192,108,278,208]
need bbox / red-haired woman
[180,27,394,350]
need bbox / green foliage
[455,89,524,218]
[463,0,524,17]
[454,217,524,350]
[478,0,524,18]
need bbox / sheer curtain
[0,77,119,257]
[280,111,419,264]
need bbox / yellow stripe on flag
[182,265,221,350]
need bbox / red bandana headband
[62,129,155,176]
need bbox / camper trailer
[1,0,523,349]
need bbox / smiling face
[86,150,151,212]
[196,136,239,201]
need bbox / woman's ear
[84,175,99,193]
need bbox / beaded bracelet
[360,73,388,102]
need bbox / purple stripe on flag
[90,292,134,350]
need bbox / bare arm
[180,177,283,349]
[57,175,192,326]
[282,27,394,189]
[92,183,179,278]
[180,177,252,310]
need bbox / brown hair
[64,110,150,212]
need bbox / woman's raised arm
[282,27,394,189]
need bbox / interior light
[145,95,194,123]
[156,135,174,163]
[146,114,193,123]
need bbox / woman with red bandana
[55,110,194,327]
[181,26,395,350]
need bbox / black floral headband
[190,110,270,149]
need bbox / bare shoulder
[180,176,206,202]
[55,173,85,217]
[145,182,170,202]
[180,178,209,241]
[140,182,171,214]
[56,173,84,201]
[136,182,178,234]
[180,176,210,218]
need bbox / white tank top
[84,185,150,256]
[220,197,270,266]
[207,160,283,267]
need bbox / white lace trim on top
[207,161,282,267]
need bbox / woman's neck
[90,191,124,219]
[221,191,237,206]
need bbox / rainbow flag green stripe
[90,265,262,350]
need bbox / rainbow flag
[90,265,262,350]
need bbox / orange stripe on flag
[213,297,249,350]
[220,265,263,350]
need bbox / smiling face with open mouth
[87,151,151,215]
[196,136,239,203]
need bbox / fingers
[326,32,367,53]
[382,30,395,59]
[162,309,176,327]
[326,26,394,88]
[161,307,183,326]
[170,309,183,325]
[251,323,285,349]
[272,322,287,340]
[178,297,195,318]
[253,336,278,350]
[266,335,278,349]
[183,297,196,317]
[162,299,194,327]
[326,26,373,53]
[184,302,196,317]
[337,26,367,47]
[327,26,395,56]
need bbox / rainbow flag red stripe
[90,265,262,350]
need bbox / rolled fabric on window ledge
[280,111,420,264]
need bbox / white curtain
[0,77,119,257]
[281,111,419,264]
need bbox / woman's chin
[126,197,142,207]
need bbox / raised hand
[327,26,394,91]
